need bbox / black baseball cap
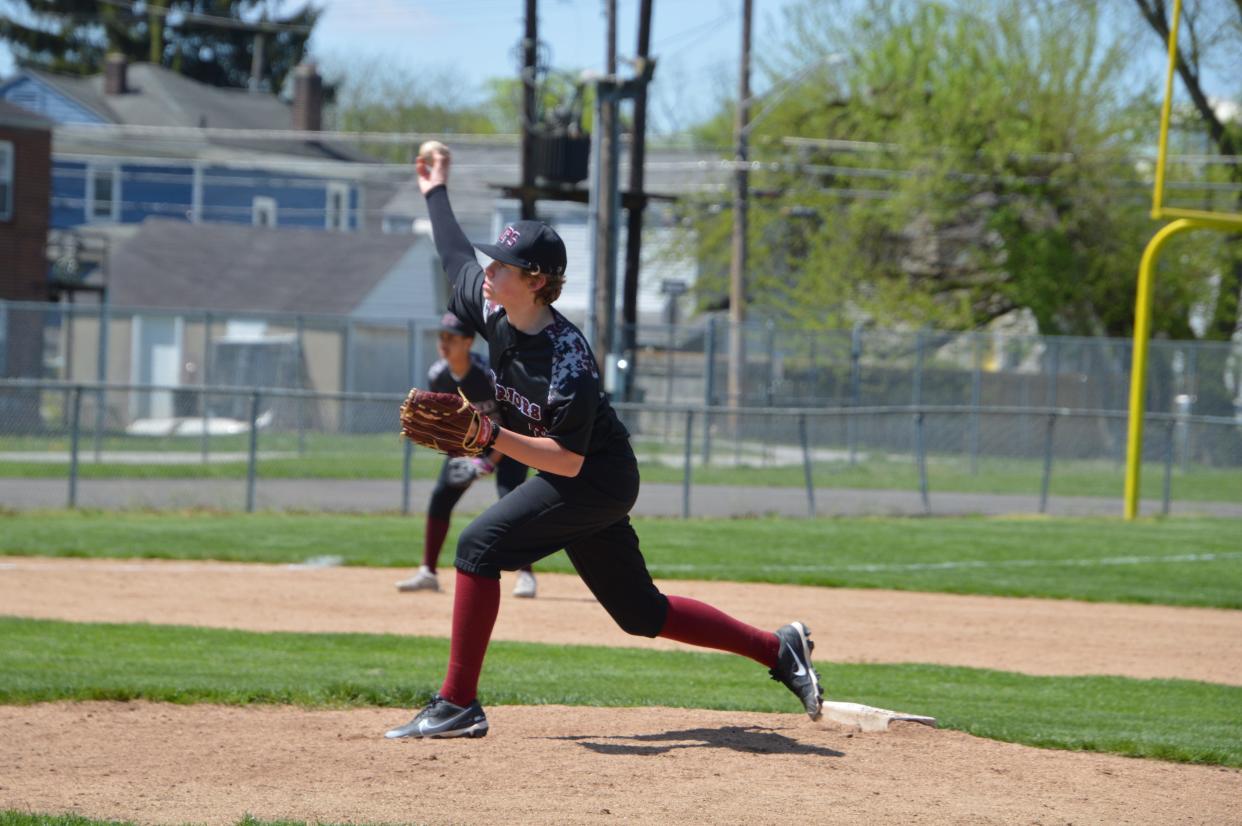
[475,220,567,278]
[437,312,474,337]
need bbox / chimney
[291,62,323,132]
[104,53,128,96]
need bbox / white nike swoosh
[789,644,808,677]
[418,719,431,734]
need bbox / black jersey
[427,353,501,422]
[426,186,630,457]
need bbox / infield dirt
[2,556,1239,824]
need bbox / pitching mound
[3,701,1238,825]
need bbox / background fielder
[394,312,536,598]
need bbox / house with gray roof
[70,217,444,424]
[0,57,375,233]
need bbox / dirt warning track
[2,555,1240,684]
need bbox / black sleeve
[545,378,598,456]
[424,185,487,336]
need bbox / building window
[252,196,277,227]
[88,165,119,222]
[0,141,13,221]
[325,181,349,231]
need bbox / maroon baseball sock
[421,516,451,572]
[439,569,500,707]
[658,595,780,668]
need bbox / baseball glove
[399,388,497,457]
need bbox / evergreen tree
[0,1,319,92]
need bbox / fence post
[245,390,261,513]
[913,329,925,407]
[1162,418,1175,517]
[970,333,982,475]
[1039,411,1057,514]
[296,314,307,457]
[848,322,862,466]
[1046,337,1060,406]
[1182,346,1196,473]
[682,409,694,519]
[665,321,676,440]
[401,439,413,515]
[702,318,716,464]
[93,302,110,461]
[915,410,930,515]
[799,413,815,518]
[63,301,75,387]
[342,320,355,433]
[68,385,83,509]
[765,320,776,407]
[201,311,212,464]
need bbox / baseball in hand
[418,140,451,161]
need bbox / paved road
[3,477,1239,518]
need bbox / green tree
[681,0,1219,338]
[0,1,318,92]
[1125,0,1242,344]
[482,71,595,136]
[323,58,500,163]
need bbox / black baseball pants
[453,450,669,637]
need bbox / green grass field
[2,617,1239,768]
[2,511,1239,607]
[2,510,1240,781]
[2,431,1239,502]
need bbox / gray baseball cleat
[770,621,823,720]
[395,566,440,593]
[384,694,489,739]
[512,569,537,598]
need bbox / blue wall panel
[50,161,87,228]
[119,164,194,223]
[49,157,358,231]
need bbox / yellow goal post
[1124,0,1242,519]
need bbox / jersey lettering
[492,370,543,422]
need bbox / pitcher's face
[483,260,542,309]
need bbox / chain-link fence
[2,379,1239,517]
[4,300,1241,431]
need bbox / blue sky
[0,0,805,133]
[305,0,805,133]
[1,1,1234,134]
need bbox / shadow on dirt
[549,725,844,757]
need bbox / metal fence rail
[4,299,1240,426]
[2,379,1238,518]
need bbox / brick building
[0,100,53,382]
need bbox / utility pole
[250,31,266,91]
[593,0,619,365]
[520,0,539,220]
[249,0,267,91]
[148,0,168,64]
[727,0,752,412]
[620,0,654,400]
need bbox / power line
[54,123,520,146]
[52,123,1242,169]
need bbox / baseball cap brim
[474,243,533,271]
